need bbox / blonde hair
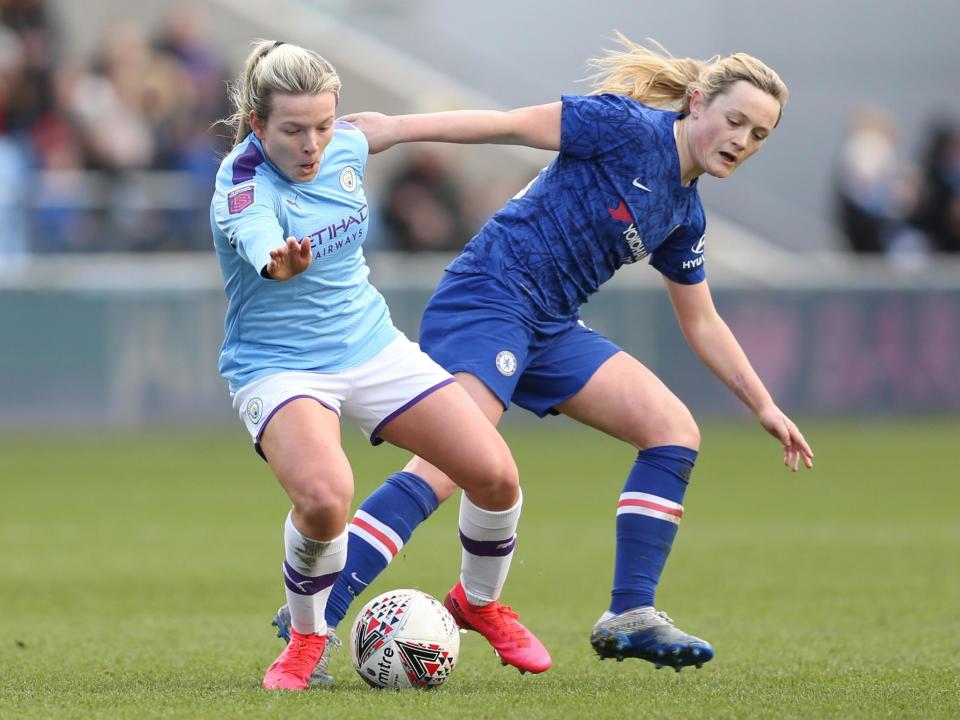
[587,32,788,125]
[224,40,342,147]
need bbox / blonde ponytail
[223,39,342,147]
[588,32,788,123]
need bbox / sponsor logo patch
[682,235,707,270]
[228,184,255,215]
[622,223,648,263]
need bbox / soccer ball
[350,588,460,689]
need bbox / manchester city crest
[245,397,263,424]
[339,166,358,192]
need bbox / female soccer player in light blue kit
[212,40,550,690]
[274,34,815,678]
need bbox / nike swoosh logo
[632,178,652,192]
[350,572,369,588]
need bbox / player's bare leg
[557,351,714,671]
[378,378,551,674]
[273,375,550,675]
[260,399,351,690]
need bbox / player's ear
[688,88,707,120]
[250,110,266,140]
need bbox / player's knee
[290,481,352,530]
[631,401,700,451]
[489,456,521,500]
[465,448,520,506]
[671,407,701,451]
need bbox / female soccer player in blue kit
[211,40,550,690]
[274,33,815,679]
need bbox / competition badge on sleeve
[228,184,256,215]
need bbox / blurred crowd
[0,0,231,263]
[0,0,502,266]
[835,107,960,263]
[1,1,956,268]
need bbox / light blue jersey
[211,122,399,391]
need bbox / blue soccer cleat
[272,605,341,685]
[590,607,714,671]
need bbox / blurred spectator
[0,1,235,254]
[914,121,960,254]
[0,23,29,272]
[1,0,57,133]
[834,108,928,260]
[154,4,228,121]
[382,148,472,251]
[152,6,230,249]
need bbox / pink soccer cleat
[262,627,328,690]
[443,580,552,674]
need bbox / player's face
[687,81,781,179]
[250,91,337,183]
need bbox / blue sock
[324,471,438,628]
[610,445,697,613]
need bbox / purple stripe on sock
[283,561,340,596]
[370,377,456,446]
[459,531,516,557]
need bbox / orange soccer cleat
[443,580,552,674]
[262,627,328,690]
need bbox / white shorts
[231,334,454,457]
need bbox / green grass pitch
[1,418,957,719]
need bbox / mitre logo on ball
[350,588,460,689]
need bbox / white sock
[282,512,348,635]
[458,490,522,605]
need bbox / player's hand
[340,112,397,153]
[757,405,814,472]
[265,236,312,281]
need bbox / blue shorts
[419,271,621,417]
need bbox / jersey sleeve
[213,178,285,276]
[649,225,707,284]
[335,119,369,177]
[560,94,648,159]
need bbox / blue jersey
[448,94,707,318]
[211,122,398,391]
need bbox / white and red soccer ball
[350,588,460,689]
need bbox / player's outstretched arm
[664,277,814,472]
[341,103,562,154]
[264,236,312,281]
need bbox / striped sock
[458,490,522,605]
[282,513,348,635]
[324,472,438,628]
[611,446,697,614]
